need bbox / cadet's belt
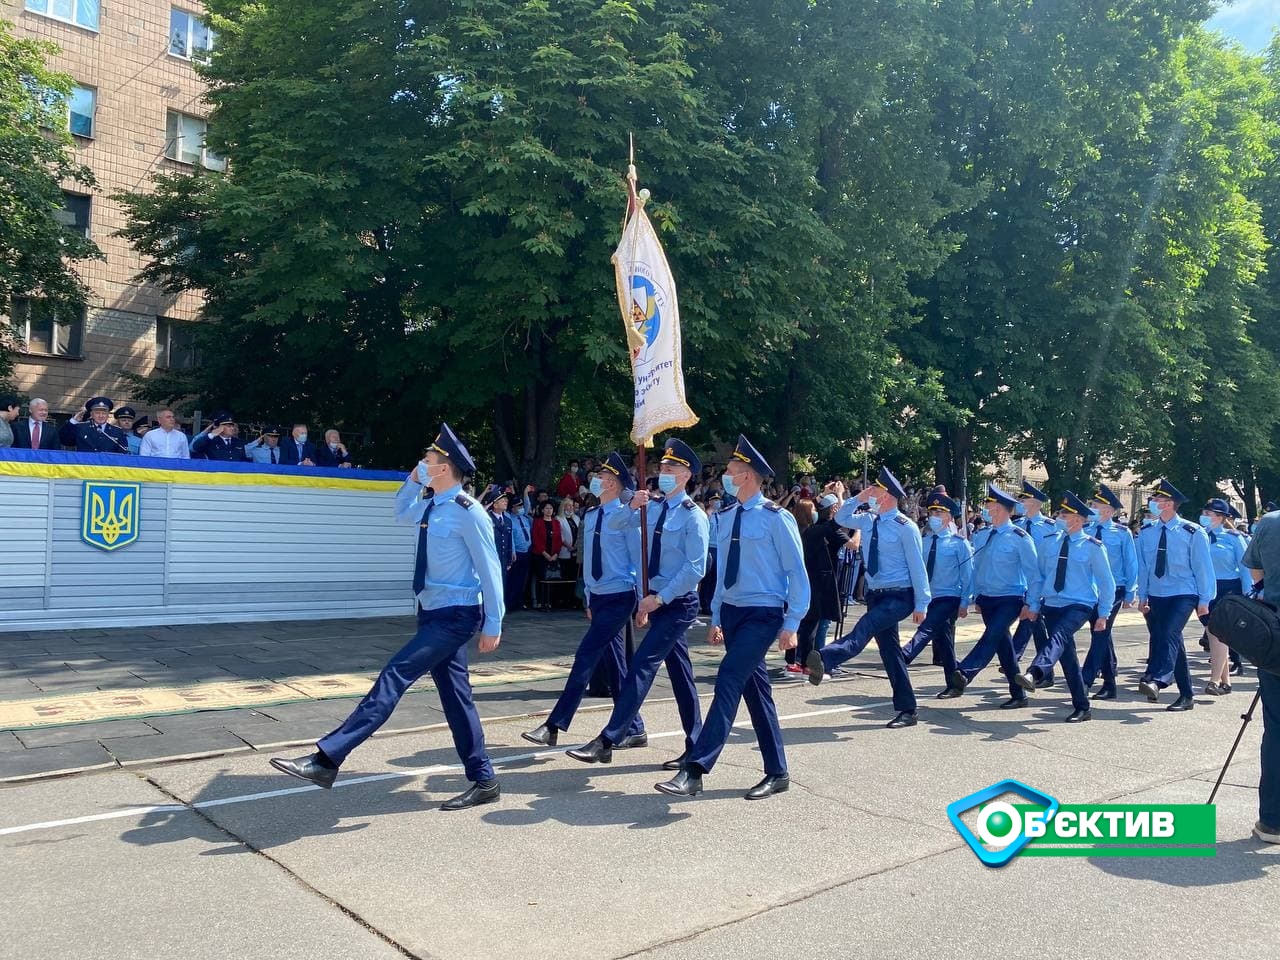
[867,586,913,596]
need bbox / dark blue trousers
[902,596,961,680]
[1031,604,1091,711]
[820,588,917,713]
[318,604,493,781]
[505,552,530,610]
[956,595,1025,698]
[1012,611,1054,682]
[1082,586,1125,692]
[686,604,787,776]
[548,591,643,736]
[698,549,718,614]
[1260,666,1280,828]
[601,593,702,751]
[1142,594,1196,698]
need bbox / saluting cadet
[1080,483,1138,700]
[522,452,646,748]
[808,467,930,729]
[486,489,515,573]
[901,492,974,694]
[1201,497,1251,695]
[1011,480,1059,686]
[59,397,132,454]
[568,438,707,769]
[1135,479,1215,712]
[191,412,249,461]
[1012,492,1115,723]
[944,484,1040,708]
[654,434,807,799]
[270,423,505,810]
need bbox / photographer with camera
[1240,516,1280,844]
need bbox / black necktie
[591,509,604,581]
[412,500,435,593]
[724,506,743,589]
[1155,526,1168,578]
[271,448,278,464]
[1209,529,1217,545]
[649,501,670,573]
[926,535,938,580]
[1055,536,1070,592]
[867,518,880,576]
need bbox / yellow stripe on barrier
[0,460,401,491]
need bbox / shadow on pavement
[1090,837,1279,886]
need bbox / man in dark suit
[11,398,60,449]
[279,422,317,466]
[314,429,353,468]
[59,397,132,454]
[191,411,248,461]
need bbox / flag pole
[626,133,651,598]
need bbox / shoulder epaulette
[1181,522,1199,535]
[455,494,478,509]
[1085,535,1102,546]
[763,501,782,513]
[893,515,910,525]
[718,503,737,514]
[1012,526,1029,537]
[682,499,696,510]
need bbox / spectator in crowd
[11,398,58,450]
[191,412,248,461]
[556,459,582,499]
[315,429,353,468]
[244,425,283,464]
[60,397,132,454]
[509,490,533,611]
[114,407,141,454]
[531,499,564,611]
[0,395,18,447]
[577,456,595,490]
[485,489,515,575]
[558,496,581,600]
[139,408,191,459]
[280,423,317,466]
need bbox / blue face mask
[1147,499,1162,516]
[980,507,992,523]
[864,496,881,514]
[721,473,740,498]
[589,477,604,498]
[927,515,945,533]
[1054,518,1069,533]
[1087,508,1100,522]
[658,474,681,494]
[1014,501,1027,516]
[1199,514,1214,529]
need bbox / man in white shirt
[138,408,191,459]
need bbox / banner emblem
[81,481,141,551]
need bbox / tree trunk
[493,393,519,484]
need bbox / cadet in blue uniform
[698,494,722,615]
[270,423,506,810]
[191,412,249,461]
[113,407,142,454]
[944,484,1040,707]
[1012,492,1115,722]
[568,438,707,769]
[1201,497,1250,695]
[1011,480,1059,686]
[508,494,532,611]
[486,489,515,574]
[522,452,646,748]
[809,467,930,728]
[655,435,807,799]
[1080,483,1138,700]
[901,492,973,694]
[59,397,132,454]
[1135,479,1215,712]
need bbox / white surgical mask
[296,432,308,443]
[589,477,604,498]
[927,515,945,533]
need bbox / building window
[11,298,85,358]
[165,110,226,171]
[156,317,200,370]
[68,84,95,137]
[24,0,100,32]
[170,8,217,61]
[56,192,92,238]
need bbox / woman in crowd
[558,496,581,607]
[531,499,564,611]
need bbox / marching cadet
[901,491,973,695]
[809,467,930,729]
[1011,480,1059,686]
[1080,483,1138,700]
[568,438,707,769]
[654,434,807,799]
[1201,497,1251,695]
[485,488,515,574]
[1012,492,1115,723]
[191,412,249,461]
[270,423,506,810]
[59,397,132,454]
[1135,479,1214,712]
[944,484,1040,707]
[522,452,647,748]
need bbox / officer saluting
[901,491,973,694]
[1011,480,1059,687]
[654,435,807,800]
[270,423,506,810]
[59,397,132,454]
[191,412,248,461]
[1081,483,1137,700]
[808,467,930,729]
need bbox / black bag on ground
[1208,594,1280,675]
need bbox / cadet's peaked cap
[984,484,1019,511]
[482,488,509,507]
[925,491,960,517]
[872,466,907,501]
[132,417,150,432]
[1151,478,1187,504]
[729,434,773,479]
[1019,479,1049,502]
[210,411,236,427]
[600,450,634,492]
[1057,491,1092,516]
[114,406,137,420]
[85,396,114,412]
[1228,505,1243,520]
[430,422,476,476]
[1090,483,1123,511]
[1203,497,1231,516]
[265,424,282,437]
[659,438,701,478]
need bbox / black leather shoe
[661,751,688,771]
[1091,687,1117,701]
[269,752,337,789]
[521,723,558,747]
[655,770,703,797]
[806,651,825,685]
[1065,708,1092,723]
[947,670,969,694]
[1138,680,1159,703]
[1166,696,1195,712]
[1012,671,1037,693]
[1204,682,1229,696]
[744,774,790,800]
[440,778,500,810]
[935,687,963,699]
[886,711,918,729]
[1035,676,1057,690]
[613,732,649,749]
[566,736,612,764]
[1230,662,1247,677]
[1000,697,1031,710]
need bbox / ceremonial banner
[613,184,698,446]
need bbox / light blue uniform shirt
[1205,525,1251,592]
[394,477,505,636]
[1029,529,1116,613]
[834,501,932,613]
[511,511,532,553]
[1136,515,1215,606]
[923,528,974,605]
[711,492,810,632]
[582,498,640,603]
[1086,518,1139,601]
[608,489,709,604]
[1016,513,1059,547]
[971,520,1040,599]
[244,438,280,464]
